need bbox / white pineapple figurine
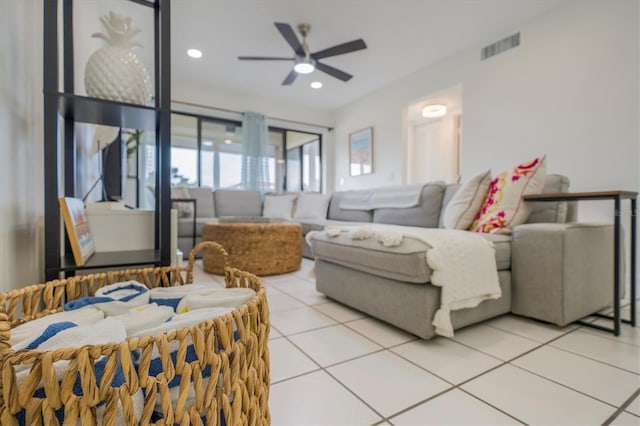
[84,11,152,105]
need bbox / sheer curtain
[241,112,270,193]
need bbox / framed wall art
[59,197,95,266]
[349,127,373,176]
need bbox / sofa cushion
[442,170,491,230]
[373,182,446,228]
[309,231,432,283]
[309,228,511,284]
[263,193,297,219]
[328,191,374,222]
[177,217,218,238]
[214,189,262,217]
[526,174,572,224]
[187,187,215,218]
[470,155,547,233]
[438,184,460,228]
[476,233,511,271]
[294,193,331,219]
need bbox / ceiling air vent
[481,33,520,60]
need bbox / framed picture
[349,127,373,176]
[59,197,95,266]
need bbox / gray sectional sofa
[173,175,615,339]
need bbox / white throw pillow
[171,186,194,218]
[263,194,298,219]
[293,193,331,219]
[443,170,491,230]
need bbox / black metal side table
[524,191,637,336]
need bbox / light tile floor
[194,258,640,425]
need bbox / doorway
[405,84,462,184]
[409,114,461,184]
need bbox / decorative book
[59,197,95,266]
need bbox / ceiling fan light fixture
[187,48,202,59]
[294,56,315,74]
[422,104,447,118]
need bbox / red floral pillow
[470,155,546,233]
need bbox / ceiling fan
[238,22,367,85]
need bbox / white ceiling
[171,0,568,111]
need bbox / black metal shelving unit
[43,0,172,281]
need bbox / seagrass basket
[0,242,270,425]
[202,222,302,276]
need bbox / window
[169,112,319,193]
[286,147,301,192]
[302,140,321,192]
[285,130,322,192]
[170,114,198,185]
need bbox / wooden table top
[524,191,637,201]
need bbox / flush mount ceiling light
[187,48,202,58]
[310,81,323,89]
[224,139,232,144]
[293,57,315,74]
[422,104,447,118]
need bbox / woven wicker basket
[202,222,302,276]
[0,242,270,425]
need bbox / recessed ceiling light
[422,104,447,118]
[310,81,323,89]
[202,140,213,146]
[187,48,202,59]
[224,139,232,144]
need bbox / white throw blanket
[308,224,501,337]
[339,184,426,210]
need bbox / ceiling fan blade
[311,39,367,60]
[282,69,298,85]
[274,22,304,56]
[238,56,293,61]
[315,62,353,82]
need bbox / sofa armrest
[511,222,615,326]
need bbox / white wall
[333,0,639,214]
[0,0,45,290]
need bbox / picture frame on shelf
[349,127,373,176]
[59,197,95,266]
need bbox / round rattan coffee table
[202,221,303,276]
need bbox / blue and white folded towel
[176,288,256,313]
[149,283,219,312]
[13,317,142,425]
[132,307,234,338]
[13,316,127,352]
[10,307,104,346]
[115,303,174,337]
[64,280,150,316]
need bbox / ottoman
[202,222,303,275]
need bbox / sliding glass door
[285,130,322,192]
[169,112,319,193]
